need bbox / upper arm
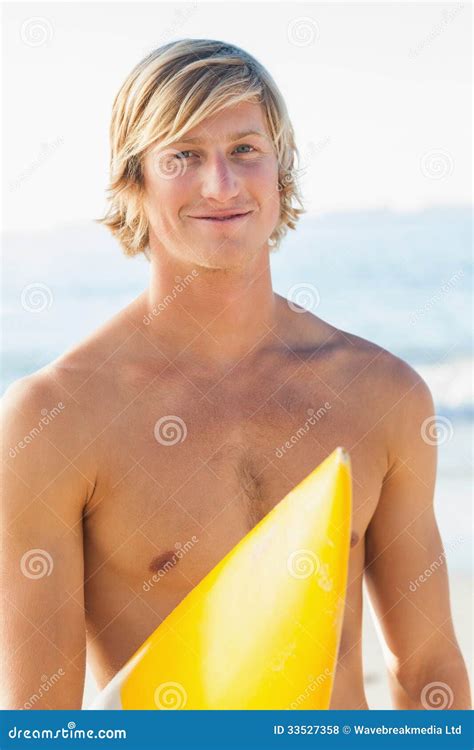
[364,362,464,689]
[1,374,93,709]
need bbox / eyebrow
[174,129,270,145]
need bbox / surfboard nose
[90,447,352,710]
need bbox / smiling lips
[189,210,253,222]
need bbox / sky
[2,1,472,233]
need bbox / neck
[142,246,279,367]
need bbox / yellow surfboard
[90,446,352,710]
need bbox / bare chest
[83,369,386,601]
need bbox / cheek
[258,171,281,223]
[143,175,184,228]
[144,153,182,206]
[256,160,280,209]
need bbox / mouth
[188,210,253,223]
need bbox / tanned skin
[1,102,470,710]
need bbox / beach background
[2,208,472,709]
[2,1,471,710]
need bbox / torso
[52,293,395,709]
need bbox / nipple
[148,550,178,574]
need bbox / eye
[173,144,257,160]
[234,144,256,154]
[175,150,195,160]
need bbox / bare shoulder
[286,301,436,453]
[2,367,70,426]
[47,293,146,384]
[279,295,428,392]
[336,325,431,396]
[3,293,148,418]
[329,323,434,412]
[327,324,436,460]
[0,294,143,461]
[1,366,98,520]
[0,293,149,515]
[1,366,95,464]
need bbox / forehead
[177,101,271,143]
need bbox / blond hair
[98,39,305,258]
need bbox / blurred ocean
[1,206,472,571]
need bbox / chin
[198,237,266,270]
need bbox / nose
[200,153,240,203]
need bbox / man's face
[142,101,281,269]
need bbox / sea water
[1,206,472,571]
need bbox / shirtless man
[1,39,470,711]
